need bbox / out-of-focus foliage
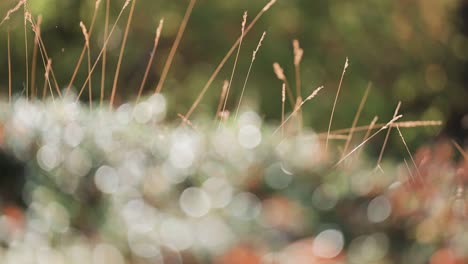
[0,97,466,263]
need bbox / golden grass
[292,39,304,131]
[234,31,267,120]
[281,83,286,137]
[80,21,93,110]
[220,11,247,123]
[216,80,229,120]
[65,1,101,96]
[0,0,26,27]
[273,62,295,107]
[396,125,424,184]
[154,0,196,94]
[26,11,62,98]
[182,0,277,121]
[293,39,303,98]
[136,19,164,103]
[109,0,137,110]
[320,120,443,136]
[42,59,52,100]
[76,0,133,102]
[23,4,29,100]
[326,57,349,152]
[451,139,468,161]
[7,28,12,104]
[100,0,110,107]
[342,82,371,158]
[272,86,324,136]
[334,114,403,167]
[30,15,40,99]
[377,101,401,166]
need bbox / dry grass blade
[334,114,403,168]
[42,59,53,101]
[273,62,295,106]
[0,0,26,27]
[182,0,277,121]
[292,39,304,132]
[80,22,93,110]
[7,28,12,104]
[154,0,196,94]
[281,83,286,137]
[76,0,133,102]
[100,0,110,107]
[321,120,443,136]
[292,39,303,99]
[65,1,101,95]
[30,15,41,99]
[234,31,266,120]
[342,82,371,157]
[326,57,349,152]
[220,11,247,122]
[216,80,229,120]
[23,5,29,100]
[136,19,164,104]
[26,14,62,98]
[404,158,416,184]
[273,86,324,136]
[451,140,468,161]
[356,116,378,157]
[396,125,424,184]
[377,101,401,167]
[109,0,137,109]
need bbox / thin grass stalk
[154,0,196,94]
[220,11,247,123]
[182,0,277,121]
[100,0,110,107]
[109,0,137,109]
[234,31,266,121]
[326,57,349,152]
[377,101,401,167]
[342,82,371,157]
[136,19,164,103]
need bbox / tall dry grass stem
[100,0,110,107]
[216,80,229,120]
[23,4,29,100]
[154,0,196,94]
[342,82,371,157]
[326,57,349,152]
[234,31,266,121]
[182,0,277,121]
[396,125,424,184]
[273,86,324,136]
[76,0,133,102]
[0,0,26,27]
[322,120,442,136]
[109,0,137,109]
[7,28,12,104]
[451,140,468,161]
[220,11,247,122]
[377,101,401,167]
[42,59,53,101]
[80,21,93,110]
[136,19,164,103]
[65,1,101,96]
[273,62,295,107]
[30,15,41,99]
[334,114,403,168]
[281,83,286,137]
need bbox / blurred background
[0,1,467,263]
[0,0,467,152]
